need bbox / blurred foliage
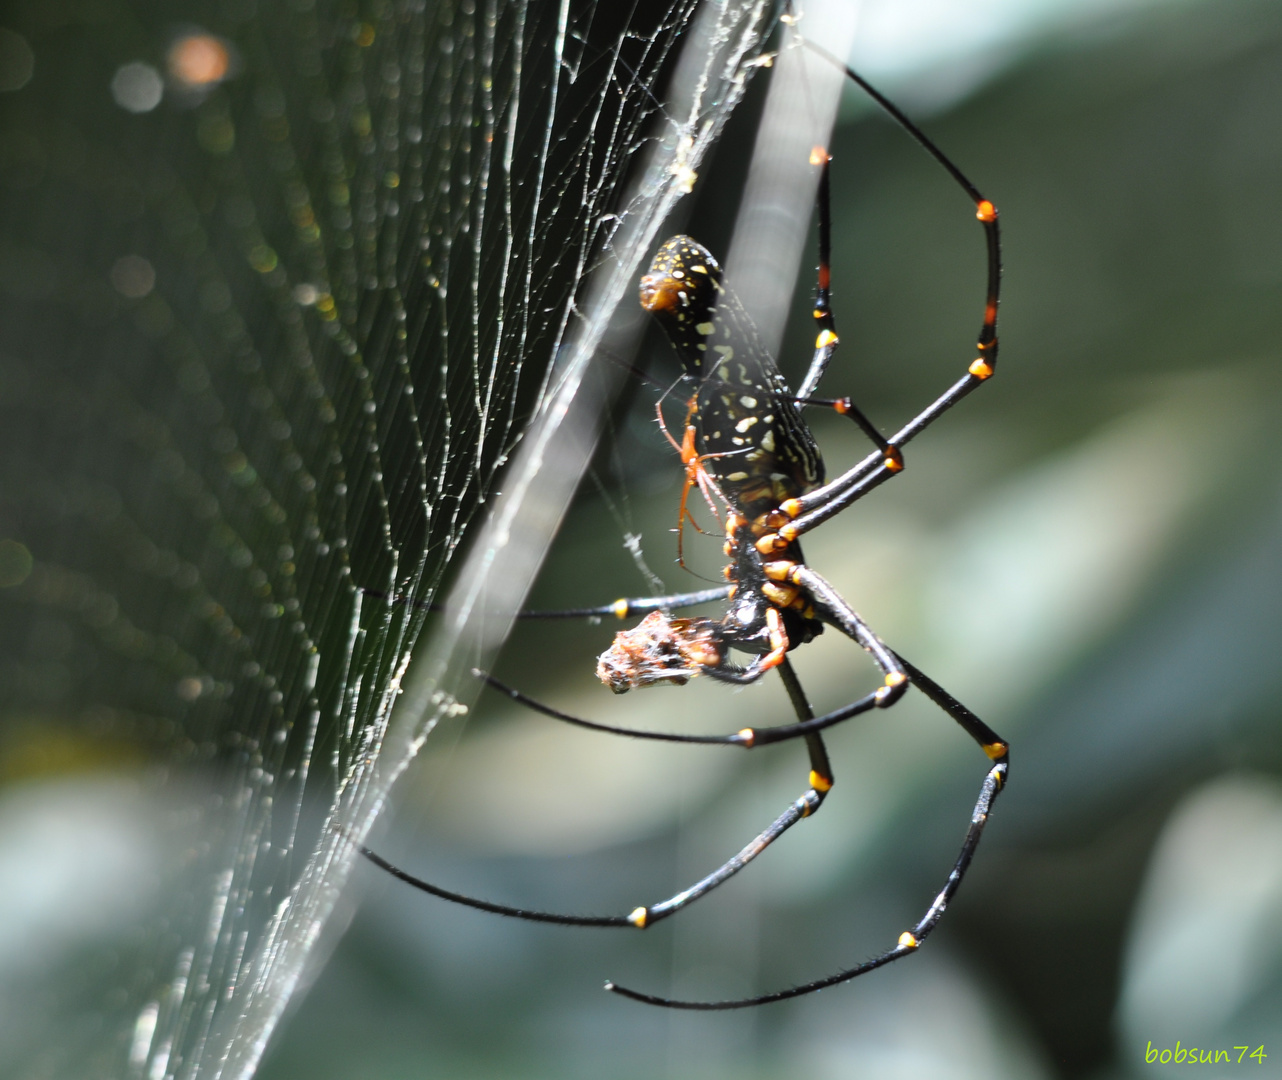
[2,0,1281,1078]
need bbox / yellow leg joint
[611,598,630,619]
[737,728,756,748]
[976,199,996,223]
[898,931,920,949]
[761,582,798,607]
[983,740,1008,761]
[815,329,838,349]
[628,907,648,929]
[875,672,906,703]
[809,769,833,793]
[969,357,994,379]
[755,533,788,555]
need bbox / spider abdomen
[641,235,825,521]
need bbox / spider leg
[359,585,734,620]
[745,553,908,700]
[794,147,837,402]
[477,665,882,747]
[615,658,838,930]
[359,659,886,931]
[801,37,1001,388]
[605,652,1009,1009]
[772,371,978,543]
[799,393,902,466]
[358,846,632,927]
[757,43,1000,544]
[694,605,791,686]
[769,178,999,533]
[657,397,733,566]
[674,444,734,568]
[520,586,734,620]
[791,148,903,470]
[789,565,907,704]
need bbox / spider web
[0,0,819,1076]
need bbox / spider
[362,35,1007,1011]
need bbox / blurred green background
[2,0,1281,1077]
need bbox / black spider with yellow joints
[362,36,1009,1011]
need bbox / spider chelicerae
[363,34,1007,1011]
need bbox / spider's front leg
[778,70,1002,540]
